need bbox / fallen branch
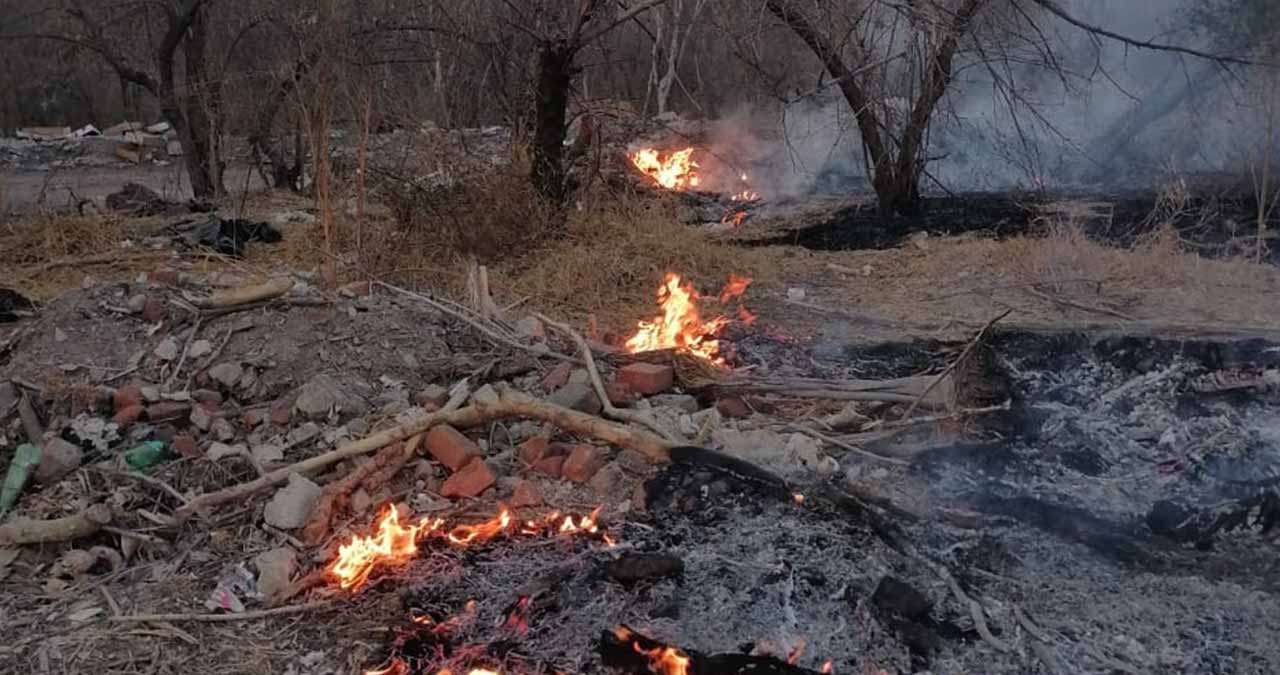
[900,308,1011,421]
[0,503,113,546]
[536,313,681,443]
[191,277,293,309]
[108,601,329,623]
[786,424,910,466]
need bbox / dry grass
[0,212,171,300]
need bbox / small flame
[614,627,691,675]
[631,148,699,190]
[793,493,805,505]
[624,273,753,364]
[330,506,611,590]
[722,210,747,228]
[822,660,834,674]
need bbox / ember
[624,273,754,364]
[330,506,610,590]
[631,147,699,190]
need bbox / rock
[650,394,698,413]
[562,445,606,483]
[269,400,291,426]
[786,433,837,475]
[440,460,496,498]
[146,401,191,422]
[172,433,198,458]
[287,422,321,446]
[207,442,245,462]
[263,474,323,529]
[207,362,244,390]
[715,397,752,419]
[604,380,636,407]
[515,316,545,340]
[568,368,591,385]
[113,384,143,411]
[112,404,145,427]
[786,287,806,301]
[619,363,674,395]
[153,337,179,361]
[710,428,793,473]
[141,297,167,323]
[35,437,83,483]
[470,384,499,406]
[191,389,223,405]
[541,363,572,392]
[548,382,602,415]
[424,425,481,471]
[518,436,550,465]
[254,548,296,600]
[54,327,68,343]
[210,417,236,442]
[188,339,213,359]
[252,443,284,465]
[414,384,449,410]
[509,480,543,507]
[140,385,161,403]
[125,294,147,314]
[242,408,266,429]
[588,461,627,498]
[294,374,367,420]
[190,403,217,431]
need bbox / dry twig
[900,308,1012,421]
[109,601,330,623]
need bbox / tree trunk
[531,41,576,203]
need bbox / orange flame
[631,148,699,190]
[722,210,747,228]
[330,506,610,591]
[614,628,691,675]
[624,273,753,364]
[822,661,834,674]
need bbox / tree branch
[577,0,670,48]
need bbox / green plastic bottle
[0,443,41,516]
[124,440,171,471]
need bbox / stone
[287,423,321,446]
[125,294,147,314]
[188,339,213,359]
[414,384,449,410]
[207,362,244,390]
[470,384,499,406]
[146,401,190,422]
[568,368,591,385]
[153,337,179,361]
[619,363,674,395]
[294,374,367,420]
[562,445,606,483]
[532,454,565,478]
[541,363,572,392]
[191,389,223,405]
[604,380,636,407]
[190,403,218,431]
[210,417,236,442]
[252,443,284,465]
[139,385,161,403]
[113,384,143,411]
[141,297,167,323]
[515,316,545,340]
[35,437,83,483]
[243,408,266,429]
[424,425,480,471]
[548,382,602,415]
[650,394,698,413]
[254,548,296,600]
[518,436,550,465]
[172,433,198,458]
[440,460,496,499]
[588,461,627,498]
[509,480,543,507]
[263,474,323,529]
[112,404,145,427]
[206,442,245,462]
[53,327,67,343]
[269,400,291,426]
[715,397,752,419]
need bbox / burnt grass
[747,188,1280,264]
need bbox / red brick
[509,480,543,507]
[141,297,167,323]
[562,444,606,483]
[146,401,191,421]
[113,384,142,411]
[112,404,144,427]
[619,363,674,395]
[269,400,291,426]
[150,269,179,286]
[532,455,565,478]
[440,460,495,499]
[172,432,199,458]
[541,363,572,392]
[715,397,752,419]
[518,436,550,465]
[424,425,481,472]
[604,380,636,408]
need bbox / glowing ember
[614,627,692,675]
[793,493,806,505]
[631,147,699,190]
[330,506,611,591]
[624,273,754,364]
[721,210,747,228]
[822,660,834,674]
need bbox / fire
[822,661,834,674]
[624,273,753,364]
[614,627,691,675]
[330,506,611,591]
[721,210,747,228]
[631,148,699,190]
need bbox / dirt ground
[3,169,1280,675]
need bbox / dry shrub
[0,212,125,267]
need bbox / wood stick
[192,277,293,309]
[0,504,113,546]
[108,601,329,623]
[786,424,910,466]
[536,313,681,443]
[900,308,1011,421]
[484,384,673,463]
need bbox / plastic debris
[0,443,41,516]
[124,440,171,471]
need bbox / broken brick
[715,397,752,419]
[269,400,291,426]
[141,297,167,323]
[604,380,636,408]
[619,363,674,395]
[562,444,607,483]
[424,425,481,471]
[547,382,602,415]
[146,401,191,422]
[113,384,143,411]
[510,480,543,507]
[532,455,565,479]
[440,460,495,498]
[149,269,179,286]
[172,432,199,458]
[541,363,573,392]
[112,404,145,427]
[518,436,551,465]
[243,408,266,429]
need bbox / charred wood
[600,625,826,675]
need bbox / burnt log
[605,552,684,585]
[600,626,825,675]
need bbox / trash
[72,124,101,138]
[123,440,171,471]
[68,414,120,453]
[188,339,213,359]
[205,562,259,613]
[16,126,71,141]
[0,444,41,517]
[171,215,282,257]
[263,474,323,529]
[254,547,297,599]
[0,288,37,323]
[145,121,172,134]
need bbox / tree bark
[180,3,222,198]
[531,41,576,202]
